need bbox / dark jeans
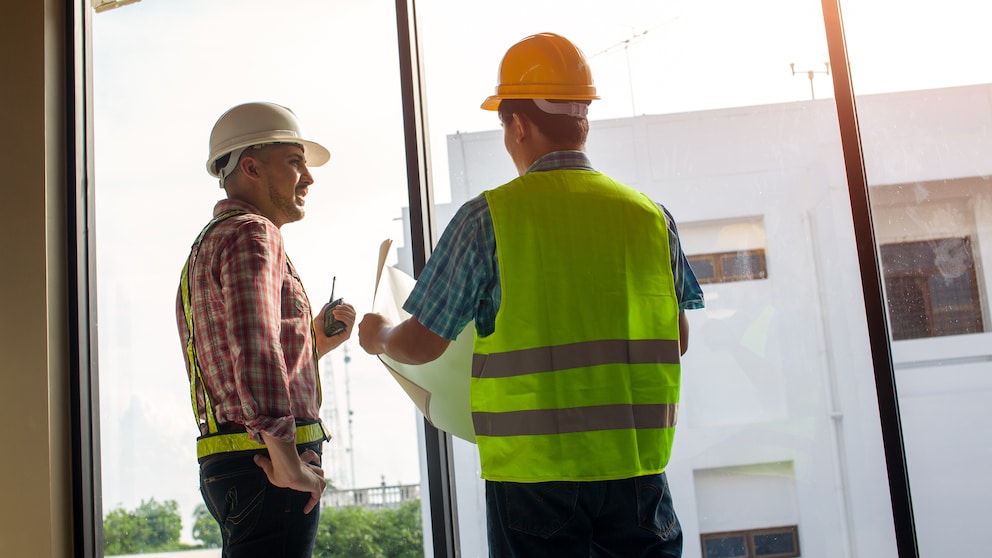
[199,442,323,558]
[486,472,682,558]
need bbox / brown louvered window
[700,525,800,558]
[688,249,768,285]
[880,238,984,340]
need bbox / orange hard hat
[481,32,599,111]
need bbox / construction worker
[176,102,356,556]
[358,33,704,556]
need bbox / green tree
[313,499,423,558]
[315,505,382,557]
[373,499,423,558]
[103,498,186,555]
[192,503,222,549]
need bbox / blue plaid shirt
[404,151,705,340]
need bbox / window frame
[881,237,984,340]
[688,249,769,285]
[394,0,459,555]
[68,0,102,556]
[65,0,921,556]
[821,1,918,554]
[700,525,800,558]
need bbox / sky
[90,0,992,544]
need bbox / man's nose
[299,164,314,186]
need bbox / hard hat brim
[481,92,600,112]
[481,96,502,111]
[206,137,331,177]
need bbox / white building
[401,83,992,557]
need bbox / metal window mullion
[393,1,459,557]
[69,0,103,556]
[819,0,919,556]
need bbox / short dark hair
[497,99,590,147]
[212,142,302,175]
[212,152,232,175]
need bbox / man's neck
[518,146,584,173]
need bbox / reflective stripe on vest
[179,209,325,457]
[472,338,681,378]
[473,403,678,437]
[476,169,681,482]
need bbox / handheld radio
[322,276,347,337]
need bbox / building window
[701,525,800,558]
[688,249,768,284]
[880,237,984,341]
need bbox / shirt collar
[525,150,595,174]
[213,198,260,218]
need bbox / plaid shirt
[405,150,705,340]
[176,199,319,444]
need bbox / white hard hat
[206,102,330,181]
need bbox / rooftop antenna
[590,18,680,116]
[790,61,831,100]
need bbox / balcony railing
[322,483,420,509]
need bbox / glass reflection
[416,0,896,556]
[93,0,424,555]
[842,1,992,555]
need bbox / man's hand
[313,302,357,358]
[255,434,327,514]
[358,314,451,364]
[357,312,393,356]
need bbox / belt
[196,420,331,460]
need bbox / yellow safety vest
[475,170,681,482]
[179,209,329,460]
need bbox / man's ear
[239,154,262,179]
[510,113,530,144]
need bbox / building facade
[399,83,992,558]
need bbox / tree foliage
[103,496,422,556]
[103,498,187,555]
[192,503,222,549]
[313,499,423,558]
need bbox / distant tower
[343,344,356,488]
[320,352,350,490]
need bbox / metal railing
[322,483,420,509]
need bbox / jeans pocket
[505,482,580,539]
[635,473,681,539]
[201,462,268,546]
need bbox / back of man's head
[498,99,591,148]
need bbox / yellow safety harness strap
[197,421,332,461]
[286,255,323,406]
[181,209,324,450]
[181,209,246,435]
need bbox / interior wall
[0,1,73,556]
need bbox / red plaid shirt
[176,199,320,444]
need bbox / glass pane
[881,239,982,340]
[691,257,718,283]
[416,1,896,556]
[704,535,748,558]
[754,530,797,555]
[92,1,426,556]
[721,252,767,282]
[842,0,992,555]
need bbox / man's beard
[269,185,305,224]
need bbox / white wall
[0,2,75,556]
